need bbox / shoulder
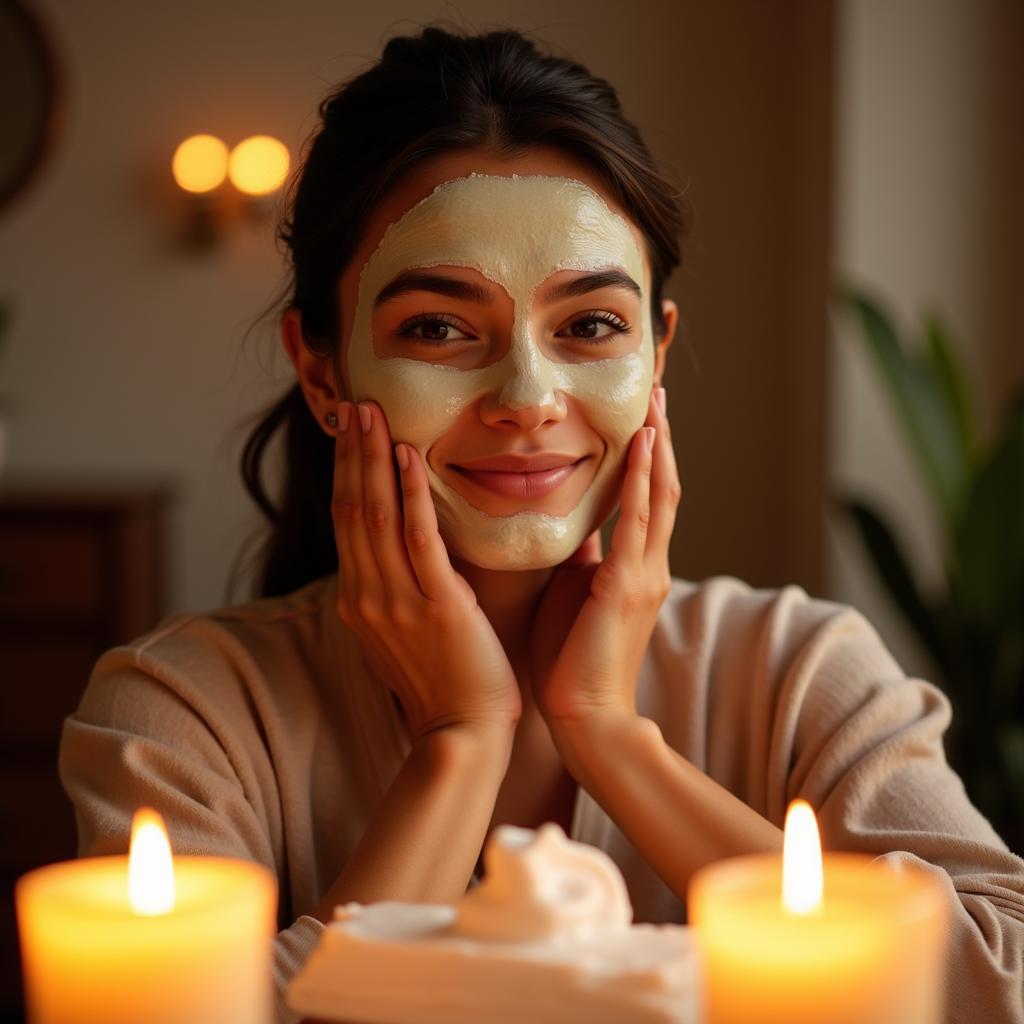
[647,574,934,753]
[653,574,876,672]
[80,574,341,728]
[647,576,950,819]
[110,573,335,666]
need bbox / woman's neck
[451,558,552,667]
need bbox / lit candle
[689,800,949,1024]
[16,808,277,1024]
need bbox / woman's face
[337,147,673,570]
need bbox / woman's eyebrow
[373,271,494,307]
[540,269,641,303]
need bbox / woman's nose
[480,341,567,430]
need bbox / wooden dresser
[0,483,170,1023]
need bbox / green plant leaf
[843,497,947,669]
[953,402,1024,626]
[840,288,970,531]
[924,311,975,471]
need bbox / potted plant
[839,288,1024,852]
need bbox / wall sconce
[171,133,290,250]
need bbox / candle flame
[129,807,175,915]
[782,799,823,915]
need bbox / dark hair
[239,25,690,598]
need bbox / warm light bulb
[171,134,229,194]
[781,798,823,915]
[129,807,175,915]
[228,135,290,196]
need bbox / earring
[325,412,339,429]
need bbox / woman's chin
[427,458,620,571]
[437,511,585,571]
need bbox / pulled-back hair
[239,25,690,598]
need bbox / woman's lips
[452,457,585,499]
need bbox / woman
[60,26,1024,1024]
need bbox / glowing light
[781,799,823,915]
[129,807,175,915]
[228,135,290,196]
[171,134,229,194]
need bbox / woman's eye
[396,314,473,344]
[412,320,465,343]
[557,313,631,342]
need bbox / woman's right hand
[332,399,522,743]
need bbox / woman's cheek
[350,359,477,451]
[560,351,653,456]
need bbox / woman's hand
[332,400,522,743]
[530,387,680,732]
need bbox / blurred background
[0,0,1021,1019]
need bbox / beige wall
[2,1,833,617]
[829,0,1023,676]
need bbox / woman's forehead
[344,149,647,299]
[357,174,647,305]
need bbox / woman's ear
[653,298,678,387]
[281,307,342,436]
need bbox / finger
[645,387,682,559]
[335,401,384,603]
[357,401,419,597]
[395,443,461,602]
[608,425,655,567]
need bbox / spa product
[347,173,655,570]
[287,823,700,1024]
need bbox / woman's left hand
[530,386,680,733]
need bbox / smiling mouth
[451,457,587,500]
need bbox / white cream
[287,824,702,1024]
[346,173,654,570]
[455,823,632,942]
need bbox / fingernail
[358,403,372,434]
[395,443,409,471]
[644,427,656,452]
[656,387,667,415]
[338,403,351,432]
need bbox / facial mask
[347,173,654,570]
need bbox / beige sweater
[59,574,1024,1023]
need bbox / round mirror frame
[0,0,60,213]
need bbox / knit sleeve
[57,637,322,1024]
[786,604,1024,1024]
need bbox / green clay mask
[347,174,654,570]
